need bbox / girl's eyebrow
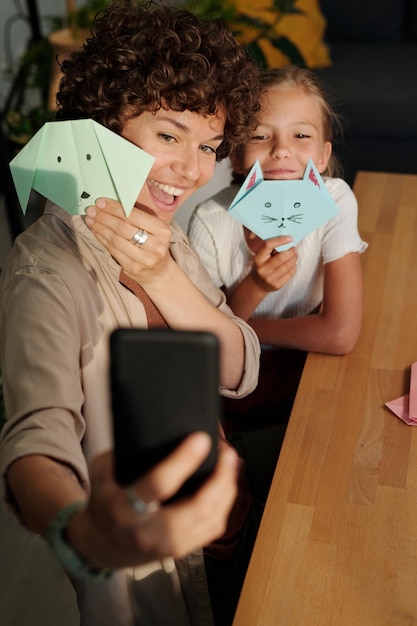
[257,118,318,126]
[292,120,319,128]
[157,116,224,141]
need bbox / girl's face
[233,85,331,181]
[122,108,225,223]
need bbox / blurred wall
[0,0,88,109]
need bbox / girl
[188,66,368,496]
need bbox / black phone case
[110,328,220,500]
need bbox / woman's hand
[7,434,239,570]
[68,433,240,569]
[85,198,173,285]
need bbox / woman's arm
[85,199,247,390]
[6,433,239,569]
[249,252,363,355]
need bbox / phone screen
[110,328,220,500]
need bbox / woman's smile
[123,108,225,222]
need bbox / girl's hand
[85,198,172,284]
[225,231,297,320]
[250,234,298,293]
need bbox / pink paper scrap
[385,361,417,426]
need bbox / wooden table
[233,172,417,626]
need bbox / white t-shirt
[188,177,368,319]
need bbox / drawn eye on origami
[86,154,92,161]
[81,191,91,199]
[57,156,62,163]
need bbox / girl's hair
[55,0,262,161]
[232,65,343,181]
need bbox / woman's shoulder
[3,206,109,289]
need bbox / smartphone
[110,328,220,500]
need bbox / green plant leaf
[69,0,109,29]
[244,40,268,68]
[270,0,303,14]
[181,0,237,22]
[233,13,271,32]
[269,35,306,66]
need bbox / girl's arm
[249,252,363,355]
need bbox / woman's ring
[125,486,159,515]
[130,229,148,247]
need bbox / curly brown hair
[55,0,261,161]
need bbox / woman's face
[122,108,225,223]
[232,85,331,181]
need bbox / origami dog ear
[9,123,45,213]
[9,119,155,216]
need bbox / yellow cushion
[233,0,331,68]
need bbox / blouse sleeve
[188,201,225,288]
[321,178,368,264]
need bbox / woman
[0,2,262,625]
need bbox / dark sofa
[315,0,417,185]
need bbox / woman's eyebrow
[157,116,224,141]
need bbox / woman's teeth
[149,179,185,197]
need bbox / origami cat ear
[9,119,155,216]
[227,158,339,252]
